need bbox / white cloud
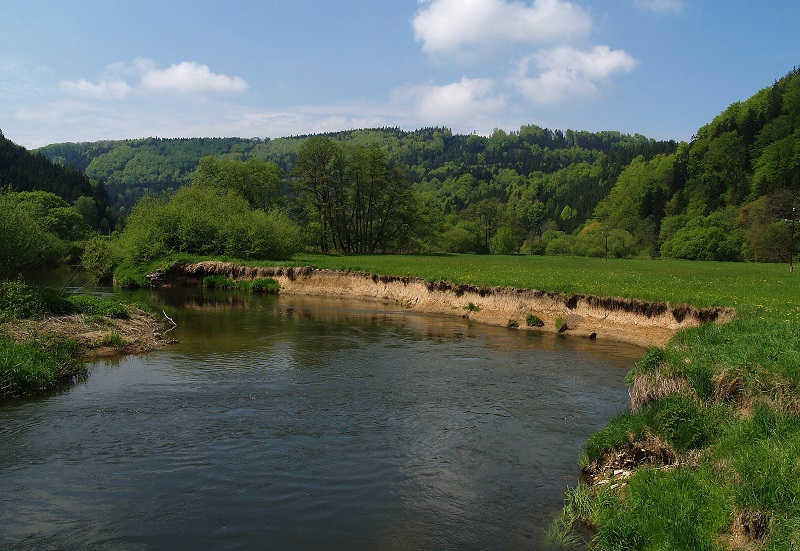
[59,78,132,99]
[635,0,684,14]
[58,59,247,99]
[412,0,592,59]
[512,45,638,103]
[394,77,506,123]
[141,61,248,94]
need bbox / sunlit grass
[289,254,799,320]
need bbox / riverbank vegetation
[0,280,136,397]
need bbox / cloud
[412,0,592,59]
[141,61,248,94]
[634,0,684,14]
[511,45,638,103]
[59,78,132,99]
[394,77,506,123]
[58,59,248,99]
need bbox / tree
[0,192,66,279]
[193,156,283,211]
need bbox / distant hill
[33,66,800,260]
[37,127,676,221]
[0,131,115,230]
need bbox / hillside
[0,131,115,230]
[35,66,800,261]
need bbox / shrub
[81,236,116,281]
[202,275,236,289]
[525,313,544,327]
[555,316,567,332]
[242,277,280,294]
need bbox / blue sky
[1,1,798,149]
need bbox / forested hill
[594,66,800,261]
[37,127,676,217]
[0,131,114,229]
[33,66,800,261]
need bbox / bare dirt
[176,262,735,348]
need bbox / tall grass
[1,280,129,397]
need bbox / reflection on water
[1,275,642,550]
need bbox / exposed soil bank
[172,262,735,348]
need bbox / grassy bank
[0,280,134,398]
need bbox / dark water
[1,278,642,550]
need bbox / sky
[1,1,798,149]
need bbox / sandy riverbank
[174,262,735,348]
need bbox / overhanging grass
[0,335,83,398]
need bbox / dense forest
[0,130,115,231]
[26,66,800,263]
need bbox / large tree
[293,137,418,254]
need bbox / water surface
[0,288,642,549]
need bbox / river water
[0,281,642,550]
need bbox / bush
[203,275,237,289]
[241,277,280,294]
[114,185,302,265]
[81,236,116,281]
[525,313,544,327]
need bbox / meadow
[288,254,800,320]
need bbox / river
[0,278,642,550]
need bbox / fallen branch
[163,310,177,333]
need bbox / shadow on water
[2,269,642,549]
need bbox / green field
[288,254,800,320]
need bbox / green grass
[287,254,800,319]
[0,334,83,398]
[1,281,130,397]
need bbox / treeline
[30,65,800,263]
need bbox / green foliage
[0,192,69,279]
[591,465,732,550]
[114,183,302,265]
[193,155,283,211]
[1,132,111,225]
[0,280,129,322]
[0,334,83,397]
[293,137,419,253]
[240,277,280,293]
[555,316,567,332]
[660,210,744,261]
[96,332,126,349]
[81,236,116,281]
[202,275,236,289]
[202,275,280,294]
[65,294,130,319]
[525,313,544,327]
